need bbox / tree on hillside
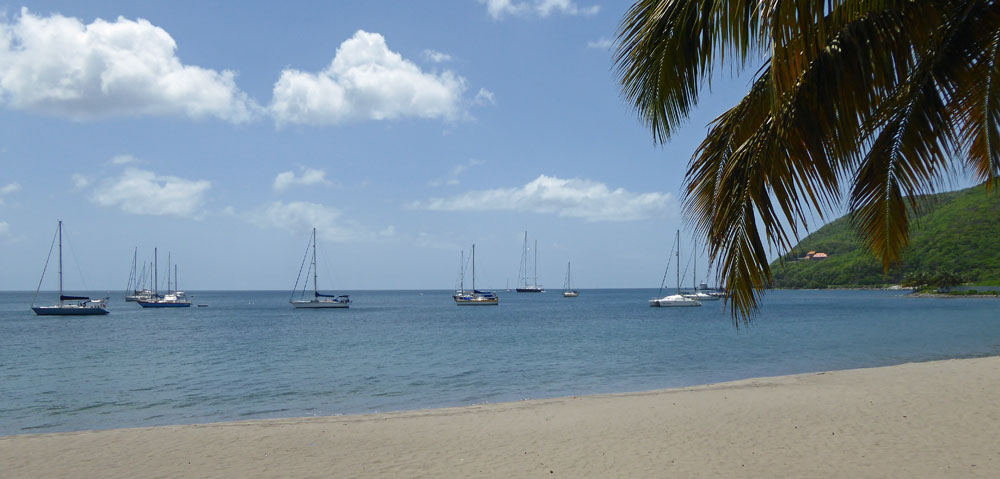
[616,0,1000,323]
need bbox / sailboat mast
[472,244,476,291]
[522,231,528,288]
[675,230,681,295]
[533,239,538,287]
[312,227,318,296]
[154,248,158,296]
[693,237,697,291]
[58,220,63,304]
[460,250,465,293]
[175,264,178,291]
[167,252,172,293]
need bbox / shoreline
[3,357,998,478]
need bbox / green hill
[770,183,1000,288]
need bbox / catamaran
[31,220,109,316]
[290,228,350,309]
[454,244,499,305]
[682,238,719,301]
[562,262,579,297]
[650,230,702,307]
[516,231,544,292]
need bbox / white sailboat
[454,244,499,305]
[124,248,153,302]
[562,262,579,297]
[137,249,192,308]
[650,230,702,307]
[31,220,109,316]
[290,228,350,309]
[516,231,544,292]
[683,237,719,301]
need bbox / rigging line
[680,252,694,291]
[657,234,679,297]
[315,240,340,292]
[63,224,90,292]
[290,234,312,302]
[32,225,60,305]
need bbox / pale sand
[3,357,999,478]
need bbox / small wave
[22,422,63,431]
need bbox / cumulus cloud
[410,174,674,222]
[71,174,92,189]
[0,8,258,122]
[482,0,600,19]
[110,154,142,165]
[587,38,613,49]
[428,159,486,187]
[90,168,211,218]
[423,49,452,63]
[273,167,333,191]
[247,201,395,242]
[473,88,496,106]
[0,182,20,205]
[270,30,467,126]
[0,182,20,195]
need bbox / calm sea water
[1,289,998,436]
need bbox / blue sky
[0,1,757,291]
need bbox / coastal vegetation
[616,1,1000,322]
[770,183,1000,289]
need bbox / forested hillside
[770,183,1000,288]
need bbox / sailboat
[454,244,499,305]
[562,262,579,297]
[515,231,544,292]
[31,220,109,316]
[682,237,719,301]
[137,249,192,308]
[650,230,702,307]
[124,248,153,302]
[290,228,350,309]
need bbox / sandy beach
[3,356,999,478]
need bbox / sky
[0,0,761,291]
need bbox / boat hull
[32,306,109,316]
[137,301,192,308]
[563,291,579,297]
[649,301,701,307]
[455,299,498,305]
[515,288,544,293]
[291,300,350,309]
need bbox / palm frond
[615,0,763,142]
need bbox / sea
[2,289,998,436]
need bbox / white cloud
[110,154,141,165]
[423,49,452,63]
[90,167,211,218]
[587,38,613,49]
[0,182,20,195]
[473,88,496,106]
[427,159,486,187]
[0,8,258,122]
[483,0,600,19]
[273,167,333,191]
[0,182,19,205]
[270,30,467,126]
[247,201,395,242]
[411,174,674,222]
[71,174,92,189]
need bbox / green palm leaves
[616,0,1000,323]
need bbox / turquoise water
[1,289,998,436]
